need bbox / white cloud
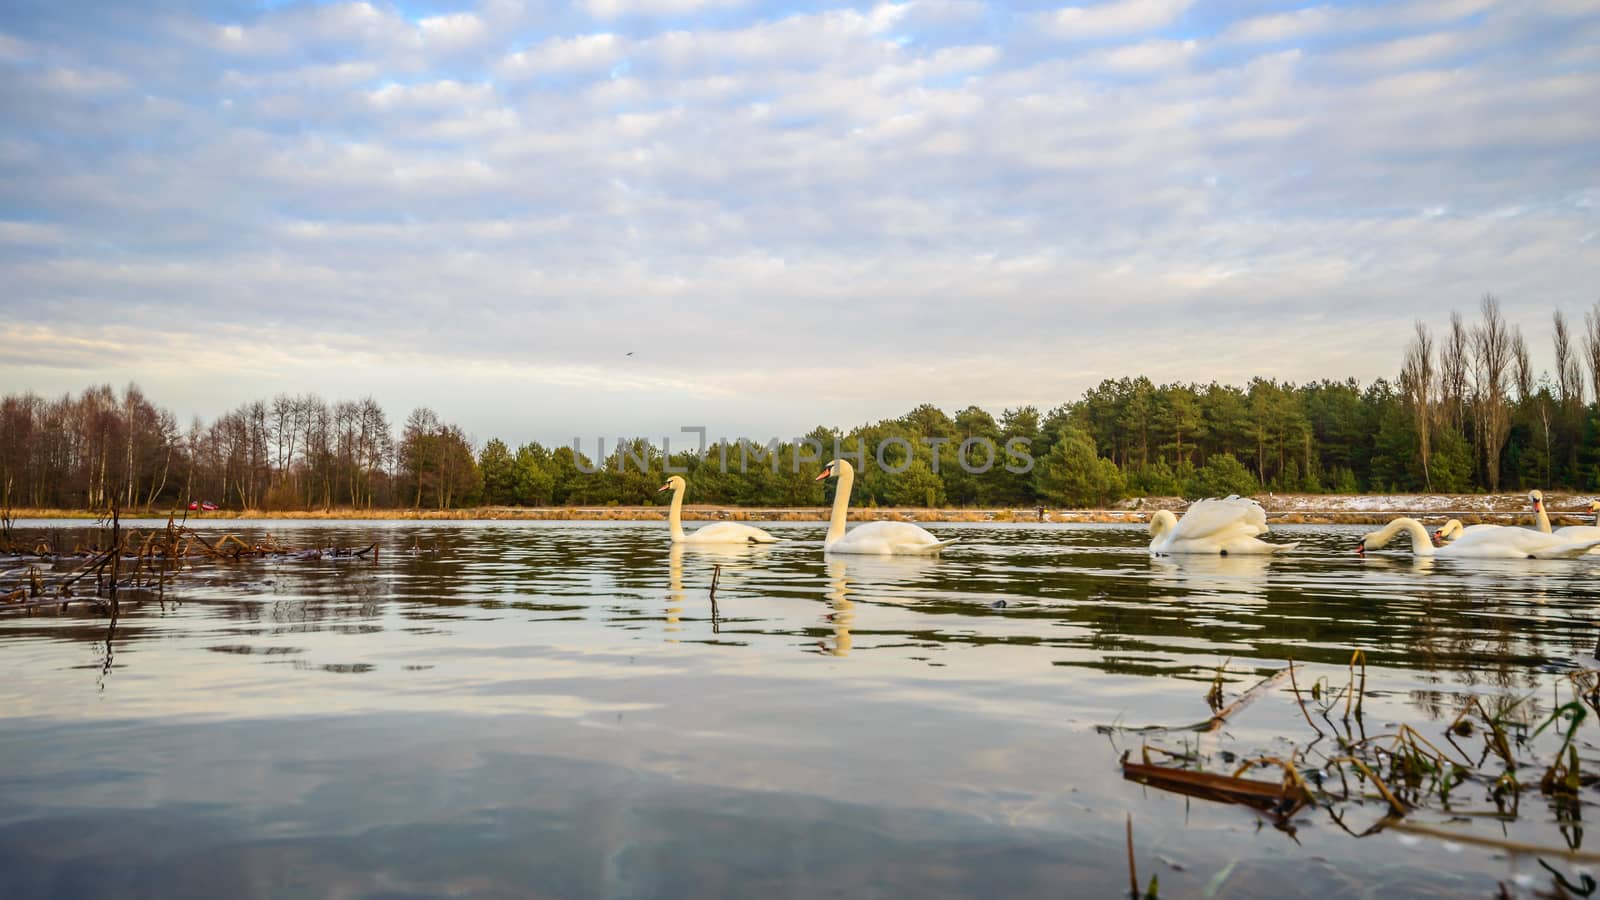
[417,12,489,50]
[499,33,627,77]
[1219,6,1333,44]
[213,2,412,57]
[0,221,66,246]
[1037,0,1192,39]
[1222,0,1498,44]
[584,0,748,18]
[641,4,911,68]
[1079,38,1196,72]
[40,66,130,95]
[1326,30,1472,70]
[222,61,382,93]
[0,31,31,62]
[2,0,1598,436]
[367,79,497,111]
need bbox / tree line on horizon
[2,296,1598,512]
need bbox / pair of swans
[1361,516,1600,559]
[1530,492,1600,542]
[1412,491,1600,558]
[656,460,954,555]
[1147,496,1297,555]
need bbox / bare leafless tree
[1439,311,1470,432]
[1512,327,1533,402]
[1586,300,1600,406]
[1555,312,1584,405]
[1400,321,1436,489]
[1471,295,1514,492]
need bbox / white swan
[1360,517,1600,559]
[1530,493,1600,542]
[1147,496,1297,555]
[658,476,779,544]
[1531,490,1553,533]
[815,459,955,555]
[1555,500,1600,542]
[1437,493,1600,550]
[1432,519,1500,544]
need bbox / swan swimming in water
[1434,493,1600,551]
[1554,500,1600,542]
[815,459,955,555]
[1361,517,1600,559]
[658,475,779,544]
[1529,493,1600,543]
[1147,496,1297,556]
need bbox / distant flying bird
[625,351,634,356]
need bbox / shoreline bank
[7,491,1595,527]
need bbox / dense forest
[3,297,1598,511]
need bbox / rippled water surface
[5,519,1600,898]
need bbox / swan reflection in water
[666,542,773,638]
[819,555,943,656]
[1147,552,1274,604]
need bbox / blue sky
[0,0,1596,445]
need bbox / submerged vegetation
[1115,653,1600,897]
[4,297,1599,512]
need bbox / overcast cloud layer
[0,0,1596,443]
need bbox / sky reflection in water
[3,520,1598,898]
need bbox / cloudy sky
[0,0,1596,445]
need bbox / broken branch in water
[1117,653,1600,888]
[1385,818,1600,864]
[1099,666,1293,735]
[708,564,722,630]
[1124,813,1137,899]
[1,519,385,618]
[1123,753,1312,819]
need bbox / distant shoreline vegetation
[3,296,1598,513]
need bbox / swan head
[1530,489,1545,512]
[658,475,686,493]
[1431,519,1463,545]
[815,459,854,481]
[1356,521,1397,554]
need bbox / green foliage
[1430,428,1473,493]
[478,438,516,505]
[1187,453,1257,500]
[512,443,555,505]
[1127,459,1182,496]
[1039,426,1124,507]
[14,334,1600,511]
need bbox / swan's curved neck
[826,462,854,545]
[667,483,686,541]
[1535,501,1552,534]
[1368,517,1434,555]
[1149,509,1177,541]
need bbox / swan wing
[1554,525,1600,543]
[828,521,953,555]
[1219,537,1299,555]
[1446,526,1600,558]
[1171,497,1268,542]
[1530,537,1600,559]
[686,522,779,544]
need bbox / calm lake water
[4,519,1600,898]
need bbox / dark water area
[3,519,1600,898]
